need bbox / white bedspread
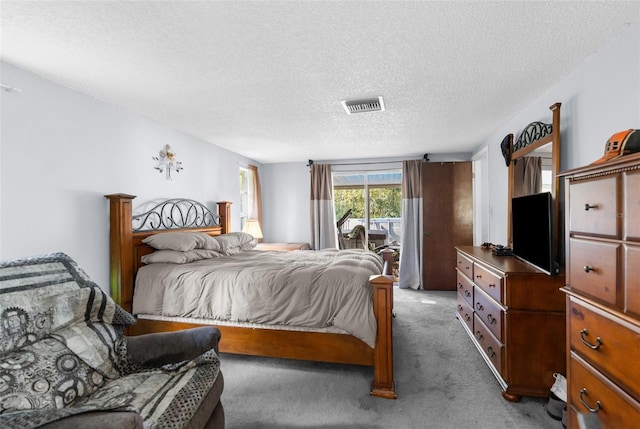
[132,248,383,347]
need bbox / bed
[106,193,397,399]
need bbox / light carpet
[220,288,563,429]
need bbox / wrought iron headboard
[133,198,221,232]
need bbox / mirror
[507,102,561,254]
[511,142,553,197]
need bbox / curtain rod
[307,154,428,167]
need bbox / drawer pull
[464,313,471,322]
[488,283,496,288]
[464,290,471,298]
[475,331,483,341]
[579,388,602,413]
[584,265,595,273]
[579,328,602,350]
[475,274,482,279]
[487,314,496,324]
[457,305,463,312]
[584,203,599,211]
[487,346,496,358]
[475,302,484,311]
[458,282,463,289]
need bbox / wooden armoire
[422,161,473,290]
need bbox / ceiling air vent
[341,96,385,114]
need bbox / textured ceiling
[2,1,639,164]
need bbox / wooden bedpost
[379,248,395,276]
[369,272,396,399]
[217,201,232,234]
[105,193,136,313]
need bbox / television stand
[455,246,566,400]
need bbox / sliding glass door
[333,170,402,250]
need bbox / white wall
[477,21,640,246]
[261,162,312,244]
[0,62,260,291]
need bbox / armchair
[40,327,225,429]
[0,253,224,429]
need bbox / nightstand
[255,242,311,251]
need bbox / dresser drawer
[569,353,640,428]
[569,239,620,306]
[569,175,620,238]
[473,287,503,341]
[473,313,503,375]
[626,244,640,317]
[624,169,640,241]
[568,298,640,398]
[457,293,474,333]
[456,270,474,305]
[456,252,473,279]
[472,263,503,303]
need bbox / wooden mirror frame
[507,102,561,255]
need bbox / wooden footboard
[106,193,396,399]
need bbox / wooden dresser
[560,152,640,428]
[455,246,566,401]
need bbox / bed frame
[106,193,397,399]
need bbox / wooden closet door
[422,162,473,290]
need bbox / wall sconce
[153,144,183,180]
[242,219,263,241]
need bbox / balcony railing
[341,217,402,244]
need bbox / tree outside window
[333,170,402,250]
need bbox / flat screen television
[511,192,558,275]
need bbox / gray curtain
[522,156,542,195]
[310,163,338,250]
[514,156,542,196]
[399,160,423,290]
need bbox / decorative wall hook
[153,144,183,180]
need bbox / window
[239,166,251,229]
[541,156,553,193]
[333,170,402,250]
[239,165,263,234]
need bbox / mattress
[132,248,383,347]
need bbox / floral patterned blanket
[0,253,220,429]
